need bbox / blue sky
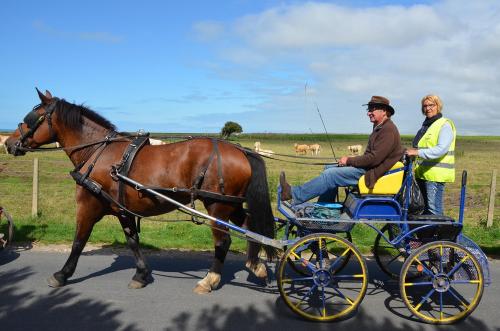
[1,0,499,135]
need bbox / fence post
[32,158,39,217]
[487,169,497,228]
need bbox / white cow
[309,144,321,156]
[254,141,274,156]
[149,138,166,145]
[0,135,9,145]
[347,144,363,155]
[0,135,10,153]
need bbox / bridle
[14,98,60,153]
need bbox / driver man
[280,96,404,205]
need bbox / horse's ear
[36,87,52,104]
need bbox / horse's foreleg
[193,224,231,294]
[118,215,150,289]
[47,216,97,288]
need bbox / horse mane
[55,99,116,131]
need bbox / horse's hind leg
[118,215,150,289]
[245,240,268,280]
[244,209,268,280]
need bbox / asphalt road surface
[1,245,499,331]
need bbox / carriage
[3,89,490,325]
[274,156,490,323]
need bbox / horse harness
[70,133,246,229]
[13,98,60,154]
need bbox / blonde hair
[421,95,443,114]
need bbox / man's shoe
[279,171,292,201]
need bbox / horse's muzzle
[6,140,26,156]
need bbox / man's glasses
[423,103,436,108]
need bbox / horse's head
[6,88,60,156]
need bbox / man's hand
[338,156,349,166]
[405,148,419,157]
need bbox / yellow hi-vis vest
[415,117,456,183]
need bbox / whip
[304,82,337,162]
[314,102,338,162]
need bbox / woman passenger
[406,95,456,215]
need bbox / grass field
[1,133,499,256]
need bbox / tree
[220,121,243,139]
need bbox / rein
[14,136,130,153]
[256,152,338,166]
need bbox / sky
[0,0,499,135]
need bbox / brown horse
[5,89,276,293]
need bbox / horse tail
[245,152,277,260]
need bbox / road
[1,245,499,331]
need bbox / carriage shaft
[115,173,286,249]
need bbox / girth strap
[113,133,151,214]
[189,138,226,224]
[191,138,226,196]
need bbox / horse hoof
[193,271,220,294]
[128,280,146,289]
[47,275,64,288]
[246,261,268,279]
[193,283,211,294]
[254,263,267,279]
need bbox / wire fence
[0,157,498,226]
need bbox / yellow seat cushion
[358,161,404,195]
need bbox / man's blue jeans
[416,179,445,215]
[291,165,366,205]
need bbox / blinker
[23,111,43,128]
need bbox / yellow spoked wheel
[285,228,353,277]
[400,241,484,324]
[277,233,367,321]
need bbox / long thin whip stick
[315,102,337,161]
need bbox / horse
[5,89,276,293]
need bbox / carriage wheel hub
[313,270,331,286]
[433,274,450,292]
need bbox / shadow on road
[67,248,272,293]
[0,250,140,330]
[163,301,498,331]
[2,247,496,331]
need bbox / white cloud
[192,0,500,135]
[235,3,453,50]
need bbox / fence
[0,157,498,227]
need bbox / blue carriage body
[344,193,401,221]
[276,157,491,286]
